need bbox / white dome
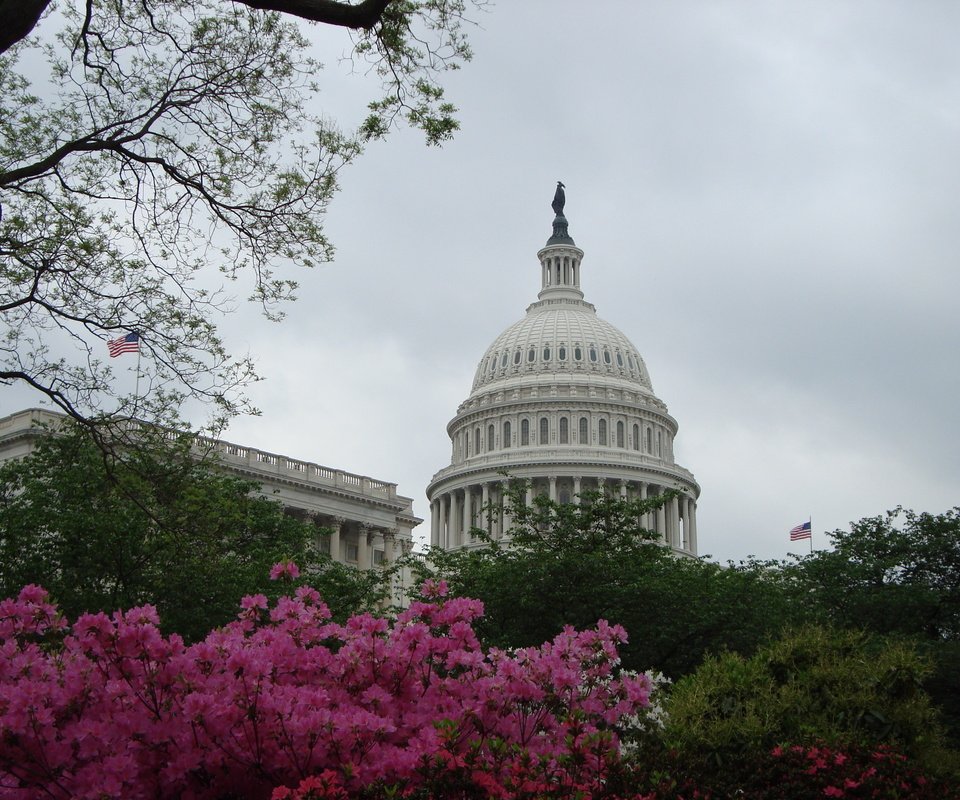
[470,298,653,395]
[426,188,700,557]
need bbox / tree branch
[230,0,392,29]
[0,0,51,54]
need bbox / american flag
[789,521,812,541]
[107,332,140,358]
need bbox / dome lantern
[537,181,584,301]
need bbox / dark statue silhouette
[552,181,565,216]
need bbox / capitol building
[426,185,700,555]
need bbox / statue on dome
[552,181,566,216]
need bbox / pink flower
[269,560,301,580]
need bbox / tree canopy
[0,0,475,434]
[415,485,800,678]
[0,422,386,640]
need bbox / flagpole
[133,338,142,411]
[809,515,813,554]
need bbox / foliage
[624,742,958,800]
[786,508,960,744]
[664,626,950,773]
[0,0,475,433]
[786,507,960,640]
[416,485,800,678]
[0,578,655,799]
[0,422,382,640]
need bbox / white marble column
[620,479,628,500]
[573,475,582,505]
[638,482,649,530]
[358,525,372,569]
[548,475,557,503]
[669,494,680,548]
[481,483,490,533]
[431,500,440,547]
[656,492,666,542]
[462,487,471,540]
[383,529,396,563]
[330,516,344,563]
[446,493,456,549]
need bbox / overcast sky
[9,1,960,562]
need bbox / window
[474,427,480,454]
[603,349,611,365]
[501,353,508,368]
[514,350,522,365]
[488,424,495,451]
[559,416,569,444]
[589,346,598,362]
[373,550,384,565]
[521,419,529,445]
[645,427,652,453]
[346,543,359,562]
[527,347,535,363]
[574,346,582,361]
[656,430,661,456]
[598,419,608,445]
[503,420,511,448]
[560,489,571,504]
[579,417,588,443]
[559,345,566,361]
[616,421,625,448]
[539,417,549,444]
[616,352,624,367]
[633,424,640,451]
[543,346,551,361]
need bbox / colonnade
[429,475,697,554]
[311,515,405,568]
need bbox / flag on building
[107,332,140,358]
[789,520,812,541]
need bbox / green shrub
[664,626,950,772]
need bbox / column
[573,475,582,505]
[383,529,397,563]
[462,487,471,541]
[501,480,513,538]
[446,492,456,549]
[687,497,698,554]
[656,490,666,543]
[525,485,533,508]
[431,499,440,547]
[638,482,648,530]
[330,516,344,563]
[481,482,490,534]
[669,494,680,549]
[358,524,372,569]
[548,475,557,503]
[620,479,628,500]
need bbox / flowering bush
[0,575,654,799]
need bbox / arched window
[543,346,551,361]
[558,345,567,361]
[488,424,495,452]
[579,416,588,443]
[616,352,624,367]
[539,417,549,444]
[632,424,640,450]
[598,419,608,445]
[474,427,480,454]
[501,353,508,368]
[645,427,652,453]
[503,420,511,448]
[603,348,612,365]
[513,349,522,365]
[574,346,582,361]
[527,347,535,363]
[656,430,661,456]
[559,416,569,444]
[521,419,529,446]
[589,346,598,363]
[616,421,625,448]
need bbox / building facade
[426,186,700,555]
[0,408,421,570]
